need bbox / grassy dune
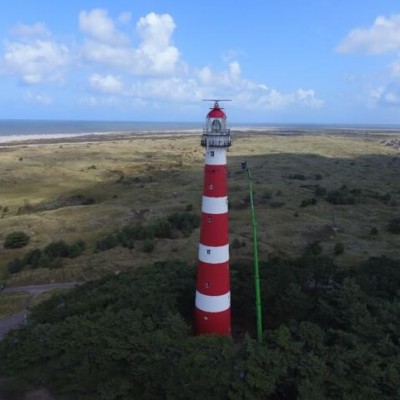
[0,131,399,289]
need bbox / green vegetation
[1,132,400,284]
[387,216,400,234]
[1,131,400,398]
[94,211,199,252]
[334,242,345,255]
[0,254,399,399]
[4,231,30,249]
[6,239,86,274]
[0,291,30,318]
[300,197,317,207]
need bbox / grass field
[0,130,399,291]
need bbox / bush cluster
[387,217,400,234]
[288,173,306,180]
[299,197,317,207]
[325,185,358,205]
[95,212,200,253]
[7,239,86,274]
[4,231,30,249]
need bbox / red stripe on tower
[195,100,232,335]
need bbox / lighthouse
[194,100,232,335]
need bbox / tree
[4,231,30,249]
[387,217,400,234]
[43,240,70,258]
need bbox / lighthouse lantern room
[195,100,232,336]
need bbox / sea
[0,119,399,143]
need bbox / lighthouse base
[194,308,231,336]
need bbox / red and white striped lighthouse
[195,100,232,335]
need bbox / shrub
[370,227,378,235]
[68,240,86,258]
[304,241,322,256]
[325,190,355,205]
[288,173,306,180]
[23,249,43,268]
[44,240,70,258]
[387,217,400,234]
[231,238,242,249]
[269,201,285,208]
[300,198,317,208]
[116,231,134,249]
[381,192,391,203]
[7,258,24,274]
[96,234,119,252]
[4,231,30,249]
[314,185,327,197]
[168,212,200,234]
[151,220,173,239]
[49,257,64,269]
[122,224,152,240]
[142,239,155,253]
[334,242,344,255]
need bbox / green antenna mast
[241,161,263,344]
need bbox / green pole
[245,167,263,344]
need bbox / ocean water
[0,120,204,143]
[0,119,399,143]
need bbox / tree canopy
[0,255,399,399]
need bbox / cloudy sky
[1,0,400,123]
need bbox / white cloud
[80,11,180,76]
[3,38,69,84]
[389,60,400,77]
[118,12,132,24]
[367,84,400,107]
[246,87,323,110]
[89,73,123,93]
[78,94,121,108]
[197,66,213,85]
[336,14,400,54]
[131,77,202,101]
[10,22,50,38]
[0,9,323,114]
[79,9,128,45]
[133,12,180,74]
[136,12,176,50]
[23,90,53,105]
[129,60,323,110]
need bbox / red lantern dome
[207,102,226,119]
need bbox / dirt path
[0,282,83,340]
[3,282,82,295]
[0,310,27,340]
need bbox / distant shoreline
[0,126,399,147]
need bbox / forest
[1,249,399,399]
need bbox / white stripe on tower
[205,148,226,165]
[201,196,228,214]
[195,291,231,313]
[198,243,229,264]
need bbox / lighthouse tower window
[211,119,222,132]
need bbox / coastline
[0,125,399,148]
[0,130,202,147]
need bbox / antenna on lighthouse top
[202,99,231,109]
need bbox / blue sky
[1,0,400,123]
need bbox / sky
[1,1,400,124]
